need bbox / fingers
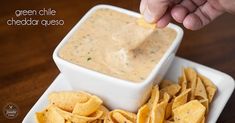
[183,14,202,30]
[171,0,206,23]
[140,0,171,23]
[183,2,224,30]
[171,5,188,23]
[139,0,224,30]
[171,0,223,30]
[157,10,172,28]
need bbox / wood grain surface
[0,0,235,123]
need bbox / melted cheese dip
[59,8,176,82]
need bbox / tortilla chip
[179,70,187,93]
[108,109,136,123]
[195,77,208,100]
[148,85,160,107]
[48,91,90,112]
[52,105,102,123]
[65,120,72,123]
[35,112,45,123]
[198,74,216,88]
[151,93,170,123]
[160,80,175,89]
[137,104,150,123]
[200,99,209,114]
[35,105,64,123]
[136,17,156,29]
[173,100,206,123]
[72,95,103,116]
[165,120,174,123]
[90,119,103,123]
[98,105,109,120]
[167,116,174,121]
[207,87,217,103]
[160,84,181,97]
[184,68,197,100]
[112,112,133,123]
[198,74,217,102]
[172,89,191,109]
[201,116,205,123]
[137,92,169,123]
[165,100,173,120]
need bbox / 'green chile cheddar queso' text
[59,8,176,82]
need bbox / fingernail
[144,8,155,23]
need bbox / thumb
[140,0,180,23]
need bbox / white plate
[23,56,235,123]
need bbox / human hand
[140,0,235,30]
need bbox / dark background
[0,0,235,123]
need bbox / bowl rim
[53,4,184,88]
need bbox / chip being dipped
[136,17,156,29]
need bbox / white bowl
[53,4,184,112]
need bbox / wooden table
[0,0,235,123]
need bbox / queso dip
[59,8,176,82]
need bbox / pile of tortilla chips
[35,67,216,123]
[35,92,99,123]
[137,67,217,123]
[35,91,136,123]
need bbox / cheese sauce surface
[59,8,176,82]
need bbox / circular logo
[3,102,19,119]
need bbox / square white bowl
[53,4,183,112]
